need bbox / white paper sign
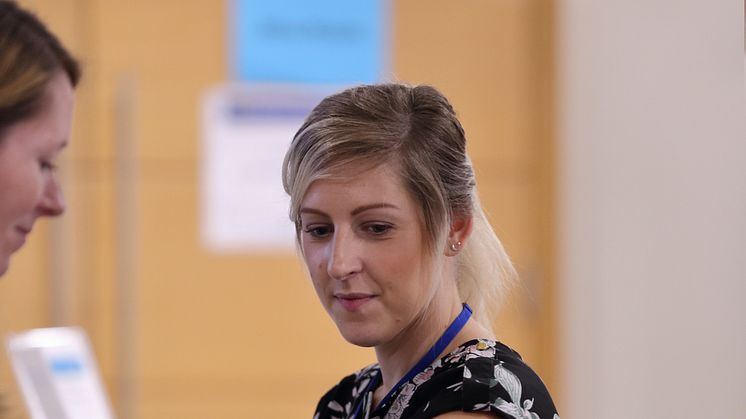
[200,84,337,252]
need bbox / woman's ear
[446,213,473,256]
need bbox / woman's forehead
[303,164,406,203]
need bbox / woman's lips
[335,294,375,311]
[15,226,31,236]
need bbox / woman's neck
[372,296,494,406]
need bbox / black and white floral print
[314,339,559,419]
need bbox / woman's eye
[365,223,392,236]
[304,225,332,238]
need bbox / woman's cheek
[304,247,327,282]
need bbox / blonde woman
[283,84,559,419]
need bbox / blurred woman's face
[299,162,439,348]
[0,71,74,276]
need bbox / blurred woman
[0,0,81,277]
[283,84,559,419]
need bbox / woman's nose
[327,230,362,280]
[38,175,65,217]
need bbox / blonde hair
[282,83,516,328]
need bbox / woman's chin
[336,324,382,348]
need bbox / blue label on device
[230,0,386,83]
[50,357,83,375]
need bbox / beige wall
[1,1,556,418]
[557,1,745,418]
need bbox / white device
[5,327,115,419]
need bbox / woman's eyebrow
[351,203,399,216]
[299,203,399,218]
[299,207,328,217]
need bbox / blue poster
[230,0,387,84]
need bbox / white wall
[557,1,745,418]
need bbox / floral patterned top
[314,339,559,419]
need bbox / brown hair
[0,0,81,134]
[282,83,516,328]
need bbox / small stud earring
[450,241,462,252]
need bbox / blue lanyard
[351,303,472,419]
